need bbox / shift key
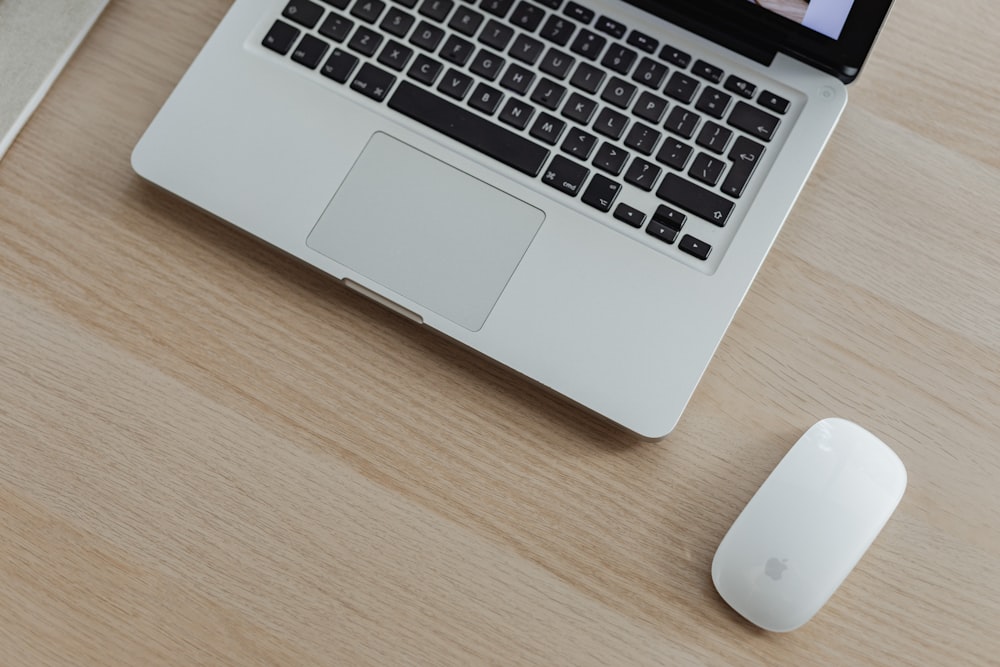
[656,174,733,226]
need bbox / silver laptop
[132,0,892,438]
[0,0,109,160]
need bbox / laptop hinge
[680,21,778,67]
[625,1,778,67]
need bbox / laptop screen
[625,0,893,82]
[750,0,855,40]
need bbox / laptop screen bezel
[623,0,894,83]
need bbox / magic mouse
[711,418,906,632]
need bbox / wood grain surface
[1,0,998,664]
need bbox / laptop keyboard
[260,0,793,266]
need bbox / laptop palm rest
[307,133,544,331]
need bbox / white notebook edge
[0,0,110,160]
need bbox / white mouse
[711,418,907,632]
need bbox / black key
[632,57,668,89]
[538,15,575,46]
[626,30,657,53]
[560,128,597,159]
[582,174,621,212]
[438,67,474,99]
[659,43,690,68]
[623,121,661,155]
[663,107,700,139]
[389,80,550,175]
[283,0,325,28]
[593,107,628,140]
[595,15,625,39]
[691,58,723,83]
[689,152,725,186]
[724,74,756,99]
[759,90,790,114]
[655,138,692,170]
[624,157,661,191]
[652,203,686,230]
[499,63,534,94]
[418,0,453,21]
[441,34,475,65]
[679,234,711,260]
[510,1,545,32]
[656,173,733,225]
[539,48,575,79]
[600,77,637,109]
[469,49,505,80]
[529,112,567,144]
[569,61,604,94]
[533,0,560,7]
[728,101,780,141]
[263,20,300,55]
[478,19,514,50]
[727,134,766,167]
[322,0,350,9]
[378,40,415,70]
[348,26,383,56]
[410,21,445,50]
[510,34,545,64]
[448,6,484,35]
[351,0,387,23]
[394,0,418,7]
[320,48,359,82]
[645,220,678,244]
[469,82,505,114]
[351,62,396,100]
[592,141,629,175]
[381,7,416,36]
[569,29,606,60]
[614,202,645,228]
[481,0,514,18]
[319,13,354,41]
[695,120,732,154]
[664,71,699,104]
[633,91,668,124]
[695,86,732,119]
[407,53,444,84]
[601,44,637,75]
[542,154,589,196]
[563,1,594,24]
[498,97,536,129]
[721,135,765,198]
[560,92,596,124]
[530,78,567,110]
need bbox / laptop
[0,0,109,160]
[132,0,893,438]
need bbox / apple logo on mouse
[765,557,788,581]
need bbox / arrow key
[679,234,712,260]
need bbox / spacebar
[388,81,550,177]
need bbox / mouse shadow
[126,179,649,454]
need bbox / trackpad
[307,133,544,331]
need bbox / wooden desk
[1,0,997,664]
